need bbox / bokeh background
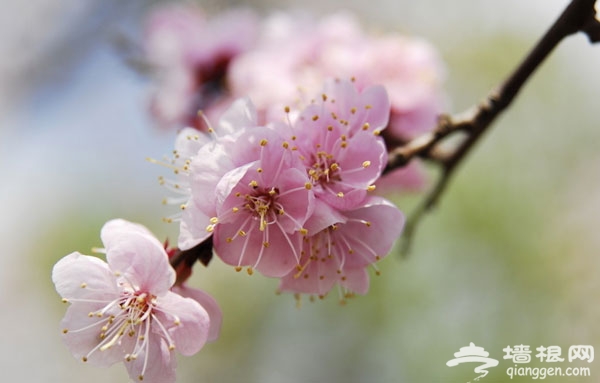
[2,0,600,382]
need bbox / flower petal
[340,267,370,295]
[178,200,212,250]
[214,221,302,277]
[102,219,175,294]
[60,302,126,367]
[338,196,404,268]
[52,252,118,300]
[172,285,222,342]
[154,291,210,356]
[124,333,176,383]
[217,97,258,136]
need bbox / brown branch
[170,236,214,268]
[388,0,600,255]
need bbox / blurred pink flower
[228,11,445,140]
[144,4,258,129]
[52,219,219,383]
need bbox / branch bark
[386,0,600,254]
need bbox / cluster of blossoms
[163,78,404,299]
[52,4,445,383]
[144,4,446,192]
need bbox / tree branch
[387,0,600,254]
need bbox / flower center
[244,186,281,231]
[308,150,341,185]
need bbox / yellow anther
[350,107,357,114]
[282,141,289,149]
[247,267,254,276]
[260,139,268,146]
[362,161,371,168]
[235,266,242,272]
[367,185,376,192]
[337,192,344,198]
[304,182,312,190]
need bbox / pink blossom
[211,128,315,277]
[291,79,390,209]
[52,219,219,383]
[151,98,259,250]
[362,35,445,140]
[278,197,404,298]
[144,4,258,129]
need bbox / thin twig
[387,0,600,255]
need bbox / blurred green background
[2,0,599,382]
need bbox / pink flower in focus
[145,5,258,129]
[52,219,219,383]
[291,79,390,209]
[279,197,404,299]
[211,128,315,277]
